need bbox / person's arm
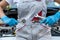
[0,0,18,26]
[40,11,60,26]
[0,0,9,18]
[54,0,60,4]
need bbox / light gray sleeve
[6,0,14,6]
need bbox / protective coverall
[1,0,51,40]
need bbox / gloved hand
[40,11,60,26]
[1,16,18,26]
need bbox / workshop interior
[0,0,60,40]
